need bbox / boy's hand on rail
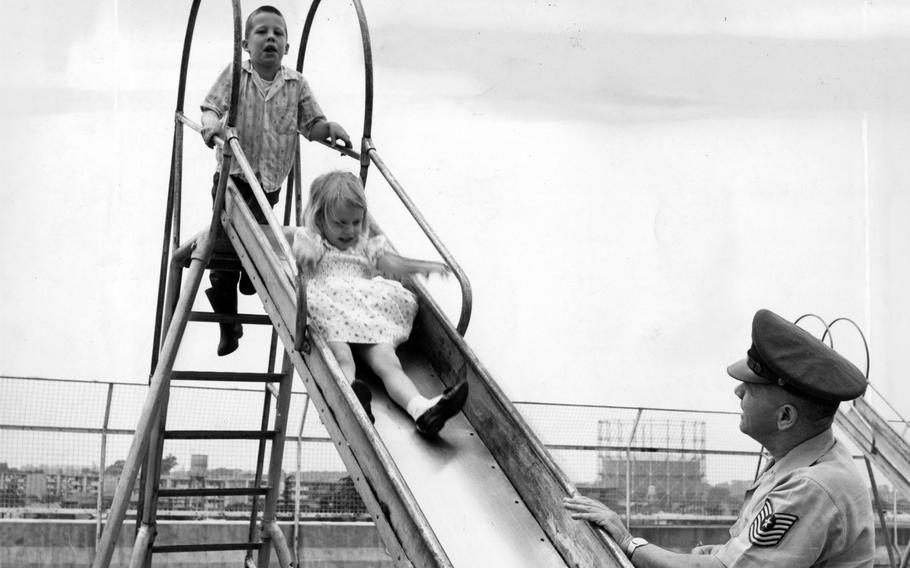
[326,121,351,148]
[200,110,225,148]
[201,124,225,148]
[309,120,351,149]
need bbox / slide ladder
[796,315,910,501]
[798,315,910,567]
[835,397,910,504]
[835,394,910,568]
[129,233,299,566]
[92,1,631,567]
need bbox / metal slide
[836,397,910,503]
[801,314,910,503]
[90,1,633,565]
[794,315,910,505]
[835,395,910,567]
[219,181,630,567]
[796,315,910,567]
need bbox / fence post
[294,394,310,566]
[96,383,114,546]
[625,409,643,526]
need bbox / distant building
[1,458,365,519]
[189,454,208,477]
[0,470,26,507]
[25,472,48,501]
[1,468,102,508]
[594,418,710,514]
[158,467,259,513]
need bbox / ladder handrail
[297,0,474,335]
[366,148,474,334]
[835,408,910,500]
[863,381,910,434]
[847,399,910,483]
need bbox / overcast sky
[2,1,910,427]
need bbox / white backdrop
[1,0,909,418]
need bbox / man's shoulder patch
[749,499,799,547]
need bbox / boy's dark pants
[207,173,280,355]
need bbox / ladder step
[163,429,277,440]
[153,542,263,553]
[189,311,272,325]
[171,371,284,382]
[158,487,271,498]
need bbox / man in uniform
[564,308,875,567]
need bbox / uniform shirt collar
[766,428,835,478]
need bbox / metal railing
[4,375,908,526]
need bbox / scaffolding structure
[597,417,707,514]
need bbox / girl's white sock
[405,394,443,421]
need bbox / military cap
[727,309,867,402]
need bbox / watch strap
[626,536,649,557]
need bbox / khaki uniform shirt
[715,429,874,567]
[202,60,326,193]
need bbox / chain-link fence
[0,375,366,527]
[2,375,908,530]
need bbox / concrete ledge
[3,519,903,566]
[0,519,394,567]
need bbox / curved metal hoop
[823,317,871,381]
[175,0,244,126]
[794,313,834,348]
[795,314,871,380]
[297,0,374,183]
[155,0,244,371]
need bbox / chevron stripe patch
[749,499,799,547]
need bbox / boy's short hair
[245,5,287,38]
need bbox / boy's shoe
[218,323,243,357]
[416,381,469,438]
[239,271,256,295]
[205,287,243,356]
[351,380,375,424]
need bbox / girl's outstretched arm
[282,227,321,273]
[377,252,450,280]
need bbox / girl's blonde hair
[303,170,368,239]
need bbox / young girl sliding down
[293,170,468,437]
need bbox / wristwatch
[626,536,649,558]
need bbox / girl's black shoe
[352,380,375,423]
[416,381,469,437]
